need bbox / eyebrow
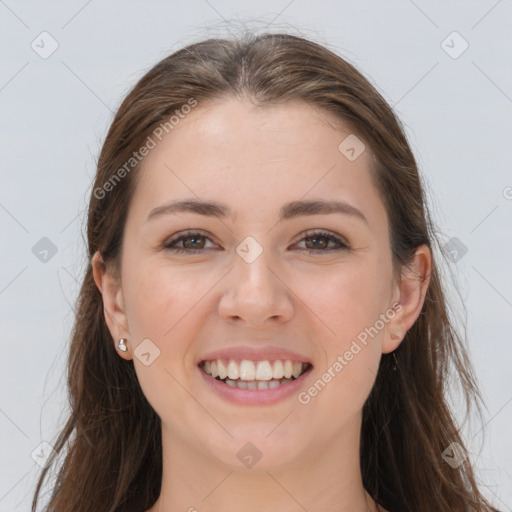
[147,198,368,225]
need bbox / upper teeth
[202,359,306,380]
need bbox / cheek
[298,258,391,345]
[299,267,386,422]
[319,259,391,410]
[124,262,207,419]
[303,351,378,435]
[123,259,204,341]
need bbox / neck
[150,416,380,512]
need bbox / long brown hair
[32,31,501,512]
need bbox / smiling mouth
[199,359,313,390]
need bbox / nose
[217,241,294,328]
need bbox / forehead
[128,97,386,231]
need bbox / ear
[91,251,133,360]
[383,244,432,354]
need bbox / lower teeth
[216,377,294,389]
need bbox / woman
[32,32,501,512]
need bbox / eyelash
[162,229,350,255]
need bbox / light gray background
[1,1,511,510]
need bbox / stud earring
[392,352,398,371]
[117,338,128,352]
[390,333,400,341]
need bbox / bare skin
[93,97,430,512]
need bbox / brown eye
[294,230,350,253]
[304,234,329,250]
[163,231,216,254]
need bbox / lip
[198,364,314,405]
[196,345,312,365]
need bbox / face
[95,97,422,472]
